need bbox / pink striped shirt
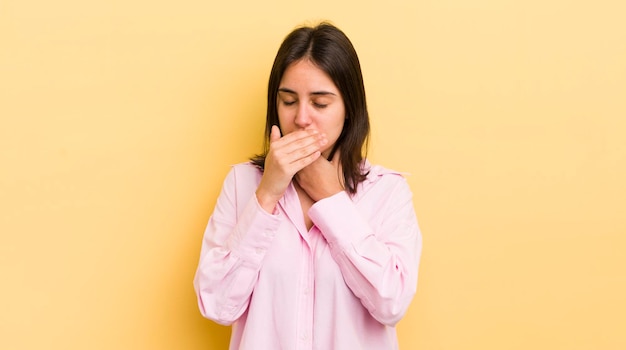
[194,161,422,349]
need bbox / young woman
[194,22,422,349]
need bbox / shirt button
[255,247,265,255]
[264,230,274,237]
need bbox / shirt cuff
[308,191,373,252]
[228,194,281,266]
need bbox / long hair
[251,22,370,194]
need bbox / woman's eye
[283,100,296,106]
[313,102,328,108]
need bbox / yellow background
[1,0,625,349]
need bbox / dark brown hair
[251,22,370,194]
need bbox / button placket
[296,243,315,349]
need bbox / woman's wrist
[255,187,281,214]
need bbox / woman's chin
[321,145,338,160]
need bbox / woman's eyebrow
[311,91,336,96]
[278,88,296,94]
[278,87,337,96]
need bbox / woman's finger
[270,125,282,143]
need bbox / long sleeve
[193,166,281,325]
[308,174,422,326]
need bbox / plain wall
[1,0,625,349]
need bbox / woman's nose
[294,103,312,128]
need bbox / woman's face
[277,59,345,159]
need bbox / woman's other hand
[295,150,344,202]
